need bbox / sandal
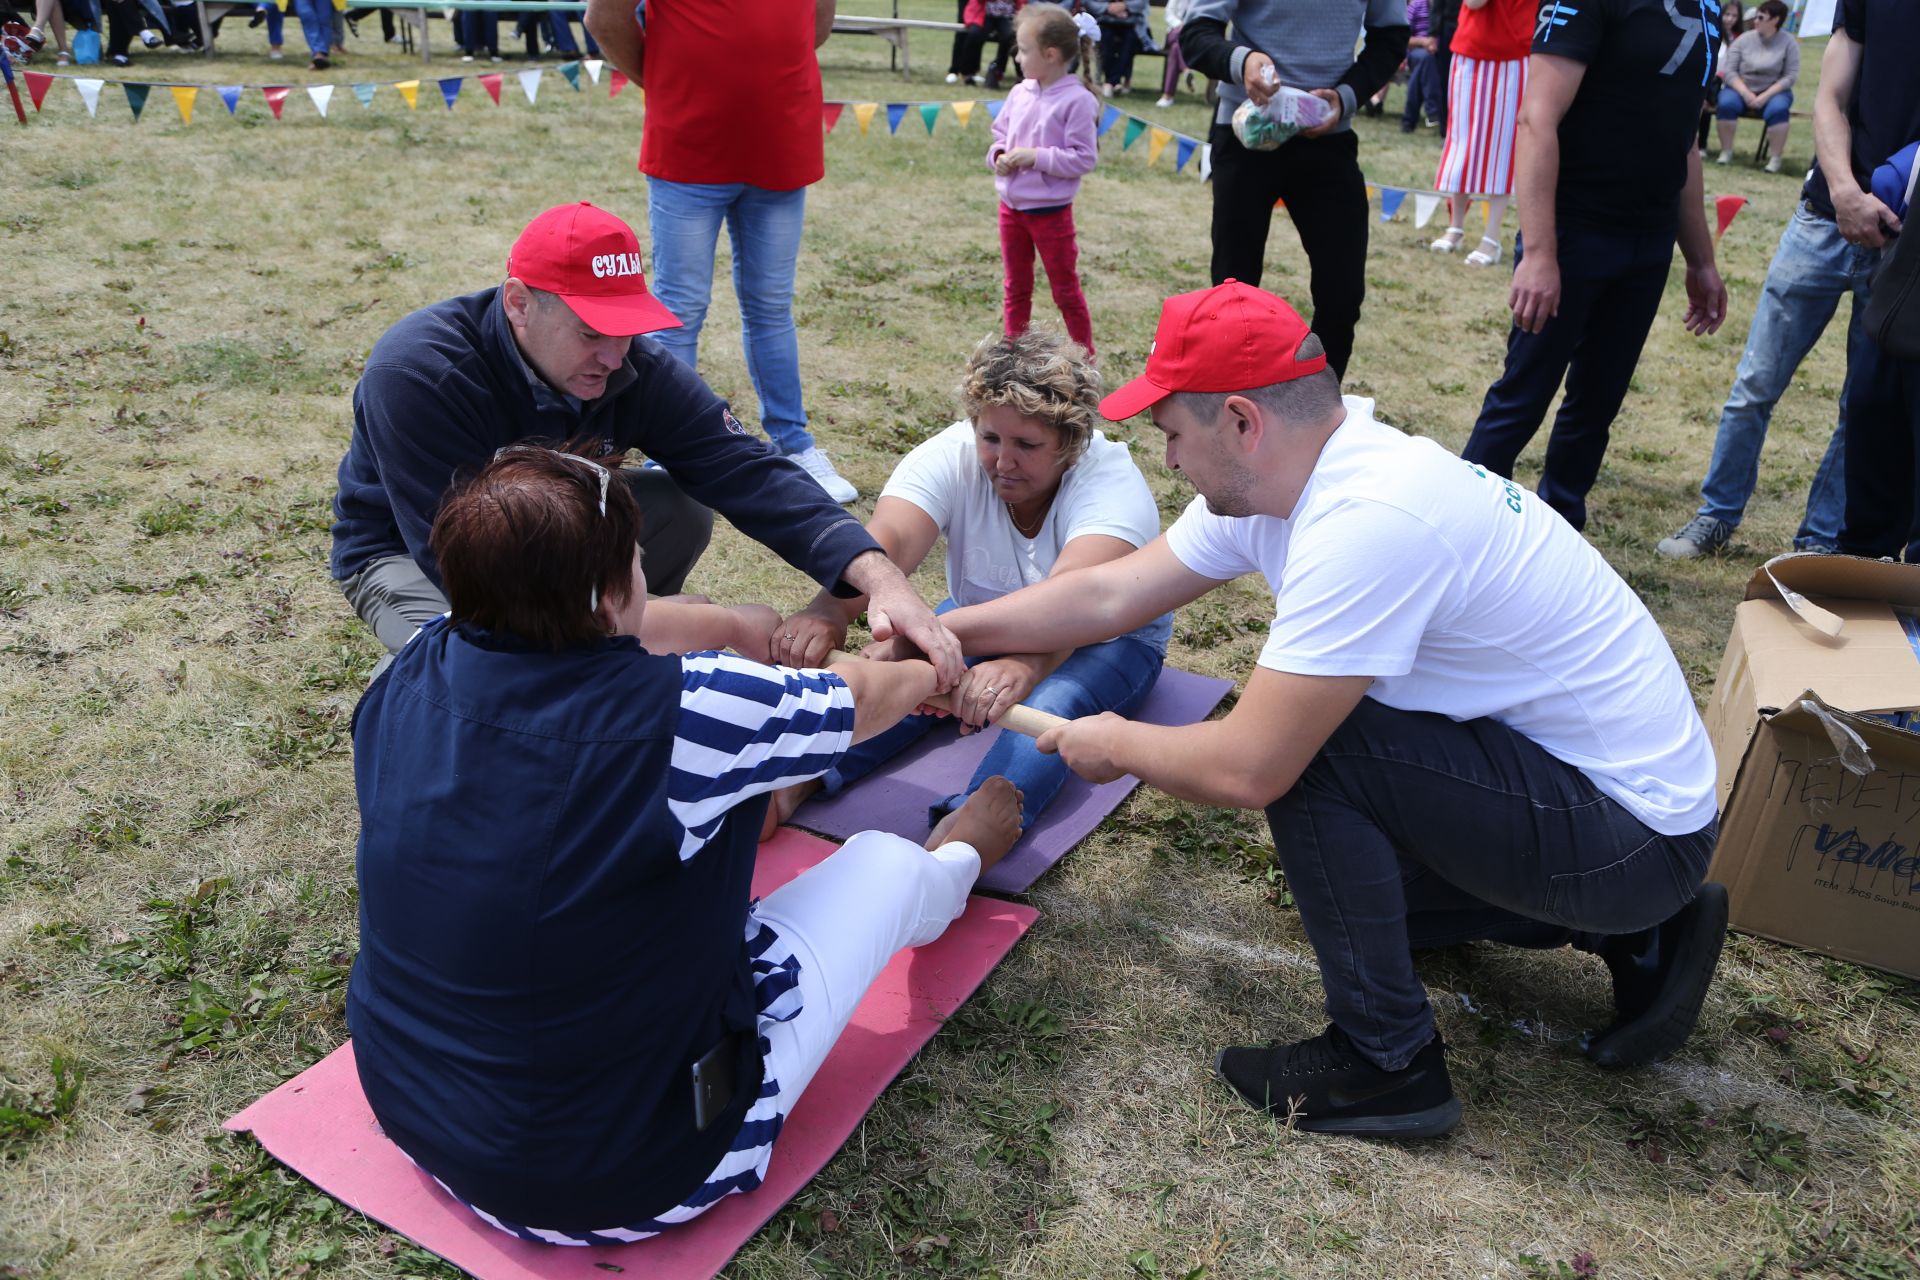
[1430,226,1465,253]
[1464,235,1503,267]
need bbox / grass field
[4,9,1918,1279]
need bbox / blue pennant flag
[352,82,376,107]
[217,84,242,114]
[985,98,1003,119]
[885,102,907,134]
[1379,188,1408,220]
[1175,137,1197,171]
[1097,104,1122,137]
[438,76,463,109]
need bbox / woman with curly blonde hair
[764,329,1169,841]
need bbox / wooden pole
[825,649,1068,739]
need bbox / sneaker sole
[1585,882,1729,1070]
[1212,1051,1464,1139]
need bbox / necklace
[1005,500,1046,539]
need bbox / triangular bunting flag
[169,84,196,124]
[263,84,289,119]
[74,77,103,117]
[852,101,878,135]
[395,79,419,109]
[822,101,843,132]
[885,102,907,133]
[1097,104,1121,137]
[1379,188,1408,220]
[608,69,628,97]
[307,83,333,117]
[479,71,502,104]
[23,70,52,111]
[919,101,938,134]
[518,67,541,104]
[583,58,603,84]
[1714,193,1748,239]
[1147,125,1171,166]
[985,98,1003,119]
[1122,116,1146,150]
[1175,136,1196,171]
[951,99,975,128]
[438,76,462,109]
[1412,192,1441,228]
[219,84,243,113]
[558,60,581,90]
[124,82,149,121]
[352,82,375,107]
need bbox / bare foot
[926,776,1023,874]
[758,778,822,843]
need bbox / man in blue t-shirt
[1461,0,1729,532]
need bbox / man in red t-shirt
[585,0,860,504]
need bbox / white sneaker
[1155,94,1175,108]
[944,71,959,84]
[790,446,858,504]
[1764,155,1783,173]
[1716,150,1731,165]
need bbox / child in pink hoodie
[987,6,1101,356]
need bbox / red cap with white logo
[1099,280,1328,421]
[506,202,683,338]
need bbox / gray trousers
[340,467,716,655]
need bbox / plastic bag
[1230,84,1335,151]
[73,27,102,62]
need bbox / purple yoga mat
[789,667,1234,894]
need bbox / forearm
[827,657,938,743]
[640,602,746,655]
[583,0,642,80]
[1514,114,1559,260]
[1178,18,1238,85]
[1104,719,1284,808]
[815,0,833,46]
[945,574,1131,655]
[1340,23,1411,114]
[1676,148,1714,268]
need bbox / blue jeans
[1716,86,1792,125]
[292,0,329,54]
[1401,46,1442,127]
[1694,204,1875,546]
[543,11,592,53]
[1266,698,1717,1071]
[256,1,282,44]
[453,8,496,52]
[824,625,1166,831]
[645,178,813,455]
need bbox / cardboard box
[1703,554,1920,978]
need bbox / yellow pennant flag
[1147,125,1172,167]
[170,84,197,125]
[396,79,420,110]
[1366,184,1378,199]
[852,102,878,135]
[951,99,975,128]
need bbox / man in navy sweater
[330,202,963,682]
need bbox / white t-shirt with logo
[1162,397,1716,836]
[883,421,1173,653]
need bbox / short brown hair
[1755,0,1788,22]
[959,329,1102,466]
[430,442,641,650]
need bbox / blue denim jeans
[1401,46,1442,127]
[1694,204,1876,546]
[1265,698,1717,1071]
[824,620,1166,831]
[453,8,496,52]
[256,1,282,45]
[292,0,330,54]
[1716,86,1792,125]
[645,178,813,455]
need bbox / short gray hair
[1165,333,1342,427]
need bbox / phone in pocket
[690,1036,737,1132]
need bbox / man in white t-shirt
[924,281,1727,1139]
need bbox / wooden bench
[831,13,963,79]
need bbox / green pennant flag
[919,101,939,134]
[558,60,581,90]
[1122,116,1146,150]
[124,81,150,121]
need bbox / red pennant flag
[24,70,53,111]
[263,85,290,120]
[1714,193,1748,240]
[822,101,843,133]
[479,72,502,104]
[609,69,628,98]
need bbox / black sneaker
[1583,882,1728,1070]
[1214,1024,1462,1138]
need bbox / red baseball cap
[506,202,683,338]
[1099,280,1328,421]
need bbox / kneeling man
[926,282,1726,1137]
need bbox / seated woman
[1714,0,1798,174]
[766,330,1170,838]
[346,445,1024,1244]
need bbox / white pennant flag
[583,57,603,84]
[307,84,334,117]
[74,77,104,117]
[1413,193,1442,229]
[518,67,542,104]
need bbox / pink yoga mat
[225,828,1039,1280]
[792,667,1234,894]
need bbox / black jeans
[955,17,1014,82]
[1837,334,1920,561]
[1207,123,1369,380]
[1462,224,1675,531]
[1264,698,1716,1071]
[1099,21,1138,86]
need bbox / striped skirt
[1434,54,1528,197]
